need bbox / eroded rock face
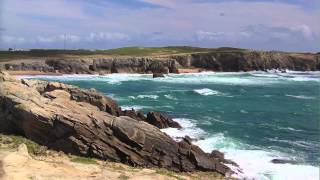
[172,51,320,72]
[2,51,317,74]
[0,72,235,176]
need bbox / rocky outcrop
[1,50,318,74]
[172,51,320,72]
[0,71,235,176]
[271,159,299,164]
[153,73,165,78]
[146,112,182,129]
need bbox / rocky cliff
[1,51,319,74]
[0,72,236,176]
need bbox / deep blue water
[24,71,320,180]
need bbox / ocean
[23,71,320,180]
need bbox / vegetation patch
[154,168,186,180]
[70,156,98,165]
[0,134,44,155]
[0,46,250,61]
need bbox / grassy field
[0,46,248,60]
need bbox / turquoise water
[24,71,320,180]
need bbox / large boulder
[146,112,182,129]
[0,72,236,176]
[153,73,165,78]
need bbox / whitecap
[129,95,159,100]
[195,134,319,180]
[267,138,316,150]
[164,94,177,100]
[161,118,206,140]
[137,95,159,99]
[285,95,316,100]
[193,88,223,96]
[277,127,304,132]
[264,95,273,97]
[120,105,149,111]
[240,110,249,114]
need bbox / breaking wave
[285,94,316,100]
[162,118,319,180]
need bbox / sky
[0,0,319,52]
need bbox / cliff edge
[1,49,319,74]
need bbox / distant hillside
[0,46,248,60]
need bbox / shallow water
[23,71,320,180]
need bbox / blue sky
[0,0,319,51]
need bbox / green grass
[70,156,98,165]
[154,169,186,180]
[0,134,43,155]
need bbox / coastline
[0,71,237,178]
[1,50,319,76]
[0,134,225,180]
[6,70,63,76]
[18,70,320,180]
[7,69,211,77]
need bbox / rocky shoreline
[0,134,226,180]
[0,71,238,177]
[1,51,319,75]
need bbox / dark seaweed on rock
[0,71,236,177]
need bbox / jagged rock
[45,59,92,74]
[0,72,235,176]
[121,109,146,122]
[271,159,298,164]
[146,112,182,129]
[210,150,225,160]
[153,73,165,78]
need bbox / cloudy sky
[0,0,319,51]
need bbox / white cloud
[196,31,226,41]
[1,35,25,44]
[138,0,178,8]
[86,32,130,42]
[290,24,313,39]
[66,35,81,43]
[1,0,318,51]
[36,34,81,43]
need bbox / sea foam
[285,94,316,100]
[194,88,223,96]
[161,118,206,141]
[162,118,319,180]
[195,134,319,180]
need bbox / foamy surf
[161,118,206,141]
[129,95,159,99]
[162,119,319,180]
[285,94,316,100]
[195,134,319,180]
[120,105,150,111]
[193,88,225,96]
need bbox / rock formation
[146,112,182,129]
[153,73,165,78]
[1,50,319,74]
[0,71,236,176]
